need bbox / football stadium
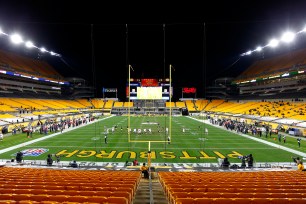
[1,8,306,204]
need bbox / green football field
[0,115,305,164]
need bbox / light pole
[169,64,174,143]
[128,65,133,142]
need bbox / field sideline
[0,115,305,164]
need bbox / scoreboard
[126,78,172,100]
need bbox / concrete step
[133,178,168,204]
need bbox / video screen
[137,87,162,99]
[126,79,172,100]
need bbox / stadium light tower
[268,39,279,48]
[0,28,7,35]
[25,41,35,48]
[299,25,306,33]
[169,64,174,143]
[281,31,295,43]
[10,33,23,44]
[255,46,262,52]
[240,25,306,56]
[128,64,134,142]
[0,27,60,56]
[40,47,46,52]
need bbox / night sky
[1,1,306,100]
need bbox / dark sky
[1,1,306,101]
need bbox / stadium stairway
[133,176,168,204]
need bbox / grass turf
[0,116,305,164]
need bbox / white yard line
[188,116,306,158]
[0,115,114,155]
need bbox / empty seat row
[0,167,140,204]
[170,192,305,204]
[175,197,306,204]
[0,189,131,203]
[0,194,128,204]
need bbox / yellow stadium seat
[175,198,194,204]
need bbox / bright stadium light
[246,50,252,55]
[240,25,306,56]
[51,52,61,57]
[25,41,34,48]
[10,33,23,44]
[256,46,262,52]
[0,28,8,35]
[268,39,279,47]
[0,27,61,57]
[40,47,46,52]
[281,31,295,43]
